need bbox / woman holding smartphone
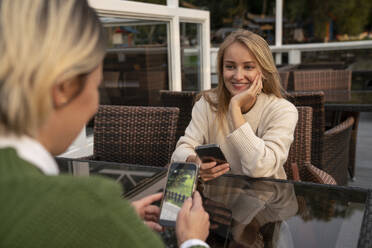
[0,1,209,247]
[171,29,298,182]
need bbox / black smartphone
[195,144,227,165]
[159,162,199,227]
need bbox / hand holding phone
[195,144,227,165]
[176,191,210,245]
[159,162,199,227]
[195,144,230,181]
[131,193,163,232]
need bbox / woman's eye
[244,66,254,70]
[224,65,234,70]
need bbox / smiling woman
[171,29,298,181]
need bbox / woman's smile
[231,82,251,91]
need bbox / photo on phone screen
[159,162,198,227]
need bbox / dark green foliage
[128,0,372,41]
[284,0,372,39]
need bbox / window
[180,22,202,91]
[101,17,169,106]
[61,0,210,158]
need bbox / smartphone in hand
[195,144,227,165]
[159,162,199,227]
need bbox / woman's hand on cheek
[230,73,262,113]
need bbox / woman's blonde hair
[198,29,283,127]
[0,0,106,136]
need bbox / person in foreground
[171,29,298,181]
[0,0,209,247]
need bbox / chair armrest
[301,162,337,185]
[322,116,354,185]
[291,162,301,181]
[324,116,354,137]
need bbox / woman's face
[223,42,261,96]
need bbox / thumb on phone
[179,197,192,216]
[191,191,203,210]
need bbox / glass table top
[322,90,372,112]
[55,158,371,248]
[55,157,166,195]
[191,175,368,248]
[323,90,372,104]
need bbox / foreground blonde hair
[198,29,282,127]
[0,0,106,136]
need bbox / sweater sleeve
[2,175,166,248]
[226,101,298,178]
[171,97,210,162]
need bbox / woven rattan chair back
[279,71,290,90]
[284,107,313,179]
[286,91,325,169]
[293,70,351,91]
[159,90,198,144]
[93,105,179,167]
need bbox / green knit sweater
[0,147,165,248]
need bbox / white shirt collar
[0,135,59,175]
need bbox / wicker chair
[342,111,360,179]
[286,91,325,170]
[322,116,354,185]
[286,92,354,185]
[284,107,313,180]
[292,69,358,179]
[88,105,179,167]
[293,70,351,92]
[284,106,337,184]
[293,69,352,149]
[279,71,290,90]
[159,90,198,145]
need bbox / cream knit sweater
[171,92,298,179]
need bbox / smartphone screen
[195,144,227,165]
[159,162,198,227]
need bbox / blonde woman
[0,0,209,247]
[172,29,298,181]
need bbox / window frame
[60,0,210,158]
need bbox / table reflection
[201,176,298,247]
[197,175,367,248]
